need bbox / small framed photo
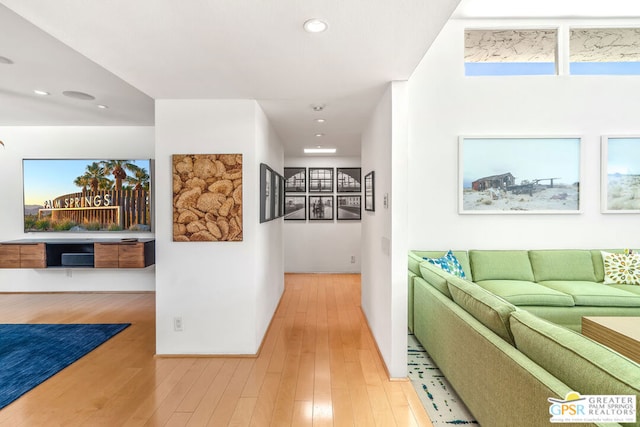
[260,163,273,223]
[284,167,306,193]
[279,174,286,217]
[309,196,334,220]
[309,168,333,193]
[364,171,375,211]
[337,168,361,192]
[337,195,361,220]
[272,169,281,219]
[284,196,306,220]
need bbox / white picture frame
[601,136,640,213]
[459,136,582,214]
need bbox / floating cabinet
[20,244,46,268]
[0,243,46,268]
[0,239,154,269]
[94,241,154,268]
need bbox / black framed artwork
[261,164,285,222]
[284,167,306,193]
[279,174,286,217]
[272,169,281,219]
[337,167,361,192]
[284,196,306,220]
[309,196,334,220]
[364,171,375,211]
[259,163,273,223]
[337,195,361,220]
[308,168,334,193]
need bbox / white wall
[0,126,155,292]
[408,19,640,251]
[155,99,284,355]
[361,82,409,378]
[283,156,361,273]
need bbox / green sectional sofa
[409,249,640,427]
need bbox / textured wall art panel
[172,154,243,242]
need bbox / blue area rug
[0,323,130,409]
[408,333,479,425]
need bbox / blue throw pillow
[424,250,467,279]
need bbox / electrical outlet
[173,316,183,332]
[350,255,356,263]
[66,269,72,278]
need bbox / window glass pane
[465,29,557,76]
[570,28,640,75]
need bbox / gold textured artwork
[172,154,243,242]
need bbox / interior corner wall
[361,81,409,379]
[408,18,640,251]
[155,99,284,355]
[0,126,155,292]
[283,156,361,273]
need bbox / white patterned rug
[408,333,479,425]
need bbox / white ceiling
[2,0,640,157]
[0,0,460,157]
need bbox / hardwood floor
[0,274,432,426]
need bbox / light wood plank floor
[0,273,432,427]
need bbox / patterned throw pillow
[601,251,640,285]
[424,250,467,279]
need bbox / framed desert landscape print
[602,136,640,213]
[459,137,582,214]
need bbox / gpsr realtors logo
[548,392,636,423]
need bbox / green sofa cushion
[408,252,425,276]
[529,250,597,282]
[475,280,575,307]
[538,281,640,307]
[411,250,472,280]
[469,250,534,281]
[419,263,452,298]
[510,310,640,404]
[446,275,516,345]
[610,284,640,296]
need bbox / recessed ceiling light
[315,118,326,123]
[303,18,328,33]
[62,90,95,101]
[33,89,50,96]
[315,133,324,137]
[0,56,14,65]
[304,148,336,154]
[97,104,109,109]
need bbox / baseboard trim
[360,306,409,382]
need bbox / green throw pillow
[424,250,466,279]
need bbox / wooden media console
[0,238,155,269]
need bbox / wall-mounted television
[23,159,152,233]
